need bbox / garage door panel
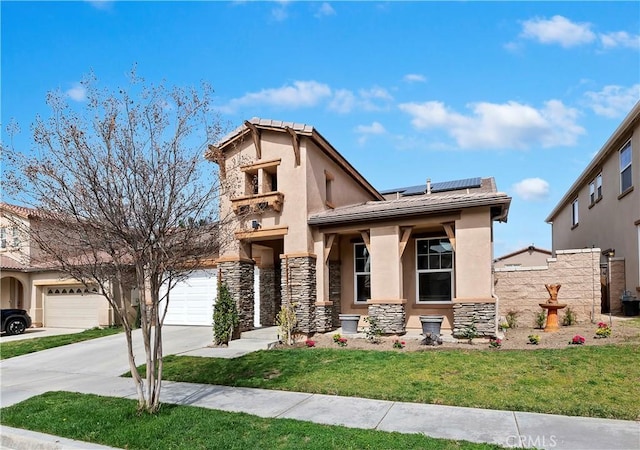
[161,270,217,326]
[45,290,104,329]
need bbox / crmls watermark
[507,435,558,448]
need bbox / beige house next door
[44,286,105,328]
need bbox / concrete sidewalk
[1,326,639,449]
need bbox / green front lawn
[156,344,640,420]
[0,392,502,450]
[0,326,122,360]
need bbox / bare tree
[3,70,235,413]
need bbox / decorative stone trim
[259,267,277,326]
[218,260,255,332]
[315,305,333,332]
[281,255,316,333]
[368,303,405,334]
[452,302,496,338]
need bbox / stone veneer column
[281,255,316,334]
[259,266,276,326]
[218,260,255,332]
[452,302,496,337]
[367,303,406,334]
[315,304,333,332]
[329,260,342,328]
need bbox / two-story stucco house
[546,101,640,314]
[207,118,511,337]
[0,203,115,328]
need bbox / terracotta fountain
[539,284,566,332]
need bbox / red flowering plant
[569,335,586,345]
[595,322,612,338]
[305,339,316,347]
[489,337,502,348]
[393,340,405,349]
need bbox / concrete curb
[1,425,121,449]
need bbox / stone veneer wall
[367,303,405,334]
[494,248,601,326]
[218,260,255,332]
[329,260,341,328]
[281,255,316,334]
[315,305,333,332]
[609,258,626,314]
[452,303,496,337]
[259,267,276,326]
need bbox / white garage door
[160,270,217,326]
[45,286,104,329]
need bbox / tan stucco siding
[494,251,551,268]
[455,207,494,300]
[551,128,639,292]
[369,226,402,300]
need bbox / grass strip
[0,327,122,360]
[156,344,640,420]
[0,391,504,450]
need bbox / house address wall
[494,248,600,326]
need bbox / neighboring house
[1,203,218,329]
[546,101,640,314]
[493,245,552,269]
[207,118,511,337]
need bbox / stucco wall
[494,248,601,327]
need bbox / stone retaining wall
[281,255,316,334]
[494,248,600,326]
[218,260,254,332]
[452,303,496,337]
[367,303,405,334]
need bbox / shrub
[213,283,239,346]
[569,335,585,345]
[489,337,502,348]
[595,322,612,338]
[528,334,541,345]
[461,321,478,344]
[304,339,316,347]
[276,302,298,346]
[363,316,383,344]
[506,310,519,329]
[535,310,546,329]
[562,307,577,326]
[393,340,405,349]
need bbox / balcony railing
[231,192,284,214]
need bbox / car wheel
[5,319,26,335]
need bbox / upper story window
[11,227,19,247]
[589,173,602,205]
[0,227,6,250]
[354,243,370,304]
[620,141,632,194]
[416,237,454,303]
[240,159,281,197]
[571,198,579,227]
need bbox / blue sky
[2,1,639,257]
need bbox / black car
[1,309,32,335]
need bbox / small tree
[276,302,298,345]
[2,69,237,413]
[213,282,238,346]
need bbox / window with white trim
[416,237,454,302]
[589,173,602,205]
[354,243,370,303]
[11,227,19,247]
[620,141,632,193]
[571,198,579,227]
[0,227,6,250]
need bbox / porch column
[314,232,335,332]
[368,225,406,334]
[218,256,255,332]
[281,253,316,334]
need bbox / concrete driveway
[1,327,87,342]
[0,325,217,407]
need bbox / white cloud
[328,87,393,113]
[355,121,386,145]
[315,2,335,18]
[328,89,356,113]
[66,83,87,102]
[584,84,640,118]
[398,99,584,149]
[403,74,427,83]
[513,178,550,201]
[271,1,290,21]
[599,31,640,50]
[520,15,596,48]
[221,81,331,113]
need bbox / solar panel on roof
[431,177,481,193]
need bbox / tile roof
[0,203,38,219]
[0,254,29,271]
[216,117,315,146]
[308,189,511,226]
